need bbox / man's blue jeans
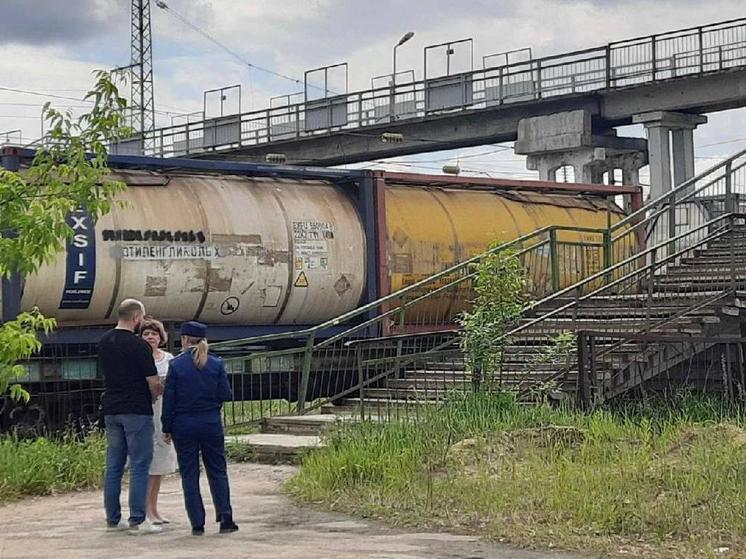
[104,414,154,526]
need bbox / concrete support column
[633,111,707,199]
[671,127,696,187]
[645,124,671,199]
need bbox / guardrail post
[356,345,366,420]
[498,66,504,104]
[605,45,612,88]
[393,295,406,380]
[549,228,560,292]
[698,27,704,73]
[651,35,657,80]
[646,247,657,328]
[535,59,542,99]
[576,332,590,409]
[668,189,677,258]
[549,227,560,293]
[603,228,612,285]
[729,214,737,293]
[725,161,734,213]
[296,332,317,414]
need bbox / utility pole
[130,0,155,147]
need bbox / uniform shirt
[161,351,232,433]
[99,328,158,416]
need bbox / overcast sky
[0,0,744,183]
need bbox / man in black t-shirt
[100,298,163,534]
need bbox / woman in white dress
[141,318,177,525]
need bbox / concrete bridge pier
[632,111,707,199]
[515,110,647,209]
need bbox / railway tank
[19,170,631,326]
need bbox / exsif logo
[59,210,96,309]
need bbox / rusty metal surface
[381,170,642,195]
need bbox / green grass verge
[288,393,746,559]
[0,433,106,502]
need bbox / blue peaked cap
[181,321,207,338]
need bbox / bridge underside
[196,69,746,167]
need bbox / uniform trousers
[171,411,233,529]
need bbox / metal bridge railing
[120,18,746,158]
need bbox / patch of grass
[0,433,106,502]
[288,393,746,558]
[225,439,256,462]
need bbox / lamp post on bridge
[391,31,415,121]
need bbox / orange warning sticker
[294,271,309,288]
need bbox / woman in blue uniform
[161,321,239,536]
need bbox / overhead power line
[0,84,189,118]
[154,0,330,94]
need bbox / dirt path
[0,464,586,559]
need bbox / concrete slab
[229,433,323,451]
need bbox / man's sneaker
[106,522,129,532]
[128,519,163,535]
[191,527,205,536]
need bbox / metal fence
[118,18,746,158]
[1,343,103,435]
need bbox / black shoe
[192,527,205,536]
[219,519,239,534]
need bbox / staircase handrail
[212,223,607,351]
[610,148,746,236]
[511,216,734,334]
[338,215,738,398]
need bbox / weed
[289,394,746,558]
[0,432,106,502]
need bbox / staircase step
[681,256,746,265]
[260,414,341,436]
[655,280,744,292]
[227,433,323,464]
[659,271,746,282]
[363,387,450,400]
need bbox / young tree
[0,71,128,401]
[458,248,529,391]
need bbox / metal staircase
[345,222,746,415]
[216,149,746,427]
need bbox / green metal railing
[345,145,746,410]
[217,148,746,425]
[215,222,634,425]
[349,213,742,416]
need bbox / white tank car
[20,171,367,325]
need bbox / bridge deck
[115,17,746,165]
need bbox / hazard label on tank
[294,271,309,288]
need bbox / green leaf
[0,70,127,398]
[9,383,30,403]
